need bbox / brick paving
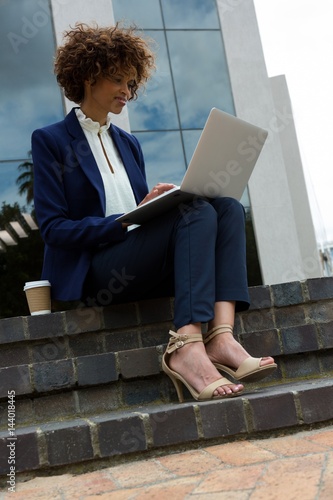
[1,424,333,499]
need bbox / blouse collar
[75,108,112,133]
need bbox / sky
[253,0,333,243]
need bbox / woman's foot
[168,338,244,397]
[205,325,276,381]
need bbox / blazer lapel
[110,125,148,204]
[65,109,106,213]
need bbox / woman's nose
[121,82,131,98]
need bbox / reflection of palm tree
[17,151,34,205]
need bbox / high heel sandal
[204,324,277,383]
[162,330,243,402]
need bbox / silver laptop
[116,108,268,224]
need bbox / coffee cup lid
[23,280,51,291]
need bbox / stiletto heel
[204,324,277,383]
[162,330,243,402]
[169,375,184,403]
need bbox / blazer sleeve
[32,126,128,250]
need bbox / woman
[32,23,276,403]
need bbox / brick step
[1,278,333,420]
[1,343,333,431]
[1,277,333,475]
[1,377,333,476]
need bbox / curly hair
[54,23,156,104]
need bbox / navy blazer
[31,108,149,301]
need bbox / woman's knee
[211,197,245,221]
[177,198,217,226]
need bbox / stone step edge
[2,339,333,402]
[1,377,333,476]
[1,276,333,347]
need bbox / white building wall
[270,74,322,279]
[217,0,320,284]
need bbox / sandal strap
[204,324,233,344]
[198,377,234,400]
[166,330,203,354]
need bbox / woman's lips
[116,96,127,105]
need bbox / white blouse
[75,108,137,218]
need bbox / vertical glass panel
[182,130,202,166]
[134,131,185,188]
[128,31,179,131]
[0,0,63,207]
[113,0,163,28]
[161,0,219,29]
[167,31,235,129]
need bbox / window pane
[113,0,163,28]
[0,0,63,206]
[134,131,186,188]
[128,31,179,131]
[182,130,202,166]
[161,0,220,29]
[167,31,235,129]
[0,162,28,207]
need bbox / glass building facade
[112,0,249,209]
[0,0,263,318]
[0,0,253,212]
[0,0,63,210]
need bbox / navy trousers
[84,197,250,329]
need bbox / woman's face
[83,72,136,118]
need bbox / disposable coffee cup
[23,280,51,315]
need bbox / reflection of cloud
[0,0,64,160]
[161,0,219,29]
[128,31,179,131]
[1,0,55,72]
[114,0,219,30]
[129,91,178,131]
[0,162,28,208]
[167,31,235,128]
[135,131,186,188]
[182,130,202,166]
[113,0,163,29]
[122,27,235,132]
[0,85,63,159]
[113,4,236,133]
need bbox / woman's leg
[166,199,243,396]
[86,199,217,326]
[204,197,275,369]
[169,320,244,396]
[205,300,275,369]
[86,199,243,396]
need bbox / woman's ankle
[177,323,202,336]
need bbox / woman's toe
[260,356,275,367]
[226,383,243,394]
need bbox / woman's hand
[121,183,176,229]
[138,183,177,206]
